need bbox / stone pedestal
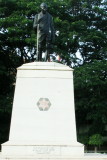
[2,62,84,159]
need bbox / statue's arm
[33,14,38,31]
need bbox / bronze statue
[33,3,55,61]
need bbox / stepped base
[2,141,84,157]
[1,153,107,160]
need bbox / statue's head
[40,3,48,13]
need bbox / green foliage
[0,0,107,147]
[74,60,107,138]
[78,134,89,145]
[89,134,103,146]
[0,0,107,65]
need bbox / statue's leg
[38,47,42,61]
[37,41,43,61]
[46,43,50,61]
[37,34,45,61]
[45,37,51,62]
[44,43,49,61]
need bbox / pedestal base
[2,141,84,157]
[1,153,107,160]
[1,62,85,159]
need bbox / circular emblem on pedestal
[37,98,51,111]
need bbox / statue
[33,3,55,61]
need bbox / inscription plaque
[33,146,61,155]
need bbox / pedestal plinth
[2,62,84,159]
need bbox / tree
[89,134,103,152]
[52,0,107,66]
[74,60,107,144]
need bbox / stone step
[1,154,107,160]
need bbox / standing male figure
[33,3,55,61]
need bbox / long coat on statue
[33,11,55,47]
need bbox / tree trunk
[94,146,97,153]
